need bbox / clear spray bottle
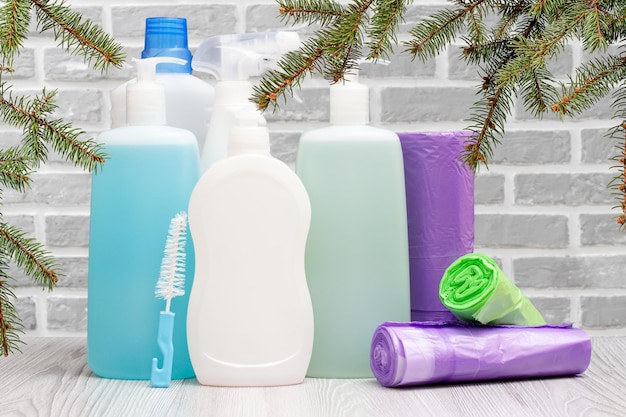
[191,31,300,171]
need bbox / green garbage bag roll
[439,253,546,326]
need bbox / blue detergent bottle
[87,57,200,380]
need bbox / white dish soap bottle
[186,111,314,387]
[295,67,411,378]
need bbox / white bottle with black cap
[186,110,314,387]
[295,66,411,378]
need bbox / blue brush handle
[151,311,175,388]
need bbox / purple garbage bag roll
[370,321,592,387]
[398,132,474,321]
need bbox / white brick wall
[4,0,626,335]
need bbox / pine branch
[0,222,59,290]
[32,0,124,72]
[0,261,24,357]
[608,82,626,229]
[405,0,501,61]
[252,0,380,110]
[254,0,626,229]
[0,0,124,355]
[463,84,515,172]
[553,54,626,116]
[0,0,31,67]
[252,38,327,111]
[0,147,34,193]
[0,83,107,172]
[366,0,407,61]
[277,0,347,26]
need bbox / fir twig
[0,223,59,290]
[366,0,406,61]
[0,260,25,357]
[277,0,347,26]
[254,0,626,229]
[32,0,124,72]
[0,83,107,172]
[0,0,124,355]
[0,0,32,67]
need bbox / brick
[45,49,112,82]
[580,213,626,246]
[7,260,30,288]
[360,50,436,79]
[45,131,105,166]
[581,295,626,328]
[475,173,504,204]
[3,172,89,207]
[381,87,476,123]
[16,296,37,330]
[3,215,35,235]
[515,173,613,206]
[10,48,36,79]
[28,7,103,37]
[270,130,301,169]
[401,5,447,30]
[514,255,626,289]
[52,89,103,124]
[490,130,571,164]
[47,297,87,332]
[581,128,619,164]
[475,214,569,248]
[527,296,571,325]
[56,257,89,289]
[449,44,572,80]
[245,4,314,34]
[32,173,91,206]
[264,88,329,122]
[45,215,90,247]
[516,91,615,121]
[447,46,481,81]
[0,130,22,147]
[1,87,101,126]
[581,45,621,64]
[546,45,574,78]
[111,6,237,39]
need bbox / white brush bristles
[155,212,188,312]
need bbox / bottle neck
[229,126,271,157]
[215,81,254,106]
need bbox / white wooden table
[1,337,625,416]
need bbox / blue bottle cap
[142,17,193,74]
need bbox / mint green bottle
[296,69,410,378]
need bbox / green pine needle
[0,0,124,356]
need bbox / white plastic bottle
[88,57,200,380]
[111,17,214,153]
[190,32,300,171]
[295,68,411,378]
[186,112,314,387]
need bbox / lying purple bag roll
[370,321,592,387]
[398,132,474,322]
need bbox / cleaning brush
[151,212,188,388]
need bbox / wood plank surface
[0,337,624,417]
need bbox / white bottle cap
[126,57,187,126]
[228,111,270,156]
[329,69,369,126]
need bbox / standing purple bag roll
[398,132,474,321]
[370,321,592,387]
